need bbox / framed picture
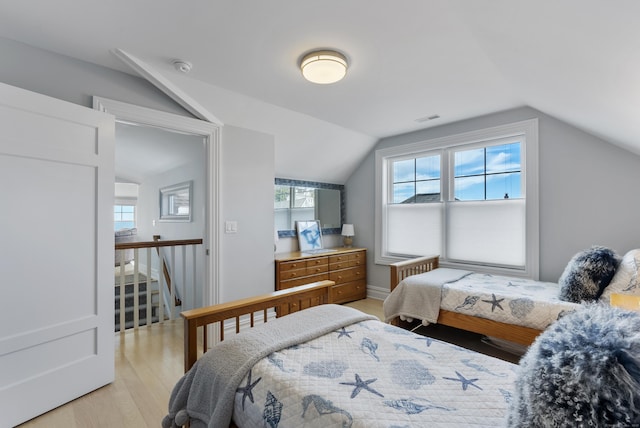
[296,220,323,252]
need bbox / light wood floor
[18,298,385,428]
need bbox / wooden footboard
[388,256,541,346]
[180,280,334,372]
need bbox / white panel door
[0,82,115,427]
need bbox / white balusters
[146,247,152,328]
[114,238,203,332]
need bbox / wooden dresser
[275,248,367,304]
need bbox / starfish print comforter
[232,318,517,427]
[439,273,581,330]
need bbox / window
[392,154,441,203]
[114,204,136,231]
[376,119,539,278]
[453,142,521,201]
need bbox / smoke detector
[172,59,192,73]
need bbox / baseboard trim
[366,285,389,301]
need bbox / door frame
[93,96,221,309]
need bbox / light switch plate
[225,220,238,233]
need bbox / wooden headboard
[389,255,440,291]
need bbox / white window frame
[375,119,539,279]
[114,197,137,231]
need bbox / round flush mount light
[172,59,192,73]
[300,50,348,84]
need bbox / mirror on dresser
[274,178,344,238]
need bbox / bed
[164,280,518,427]
[384,256,582,346]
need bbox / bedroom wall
[0,37,277,305]
[0,38,188,117]
[347,106,640,295]
[220,125,275,301]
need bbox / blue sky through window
[392,142,521,203]
[392,154,441,203]
[454,142,521,200]
[114,205,135,231]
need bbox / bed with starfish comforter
[384,268,582,343]
[165,304,517,427]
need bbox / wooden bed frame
[389,256,541,346]
[180,280,334,372]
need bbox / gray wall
[0,38,276,304]
[0,38,188,116]
[346,106,640,292]
[220,125,276,301]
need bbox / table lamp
[341,224,354,247]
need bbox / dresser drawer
[279,273,329,289]
[328,253,351,264]
[331,280,366,304]
[350,251,365,266]
[329,251,365,270]
[276,248,366,304]
[279,266,308,280]
[279,257,327,273]
[279,258,329,281]
[329,266,365,284]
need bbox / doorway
[93,96,221,311]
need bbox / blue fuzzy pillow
[558,246,620,303]
[507,304,640,427]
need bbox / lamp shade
[300,50,348,84]
[341,224,355,236]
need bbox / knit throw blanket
[162,304,377,428]
[383,268,472,324]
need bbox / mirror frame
[275,178,345,238]
[159,180,193,222]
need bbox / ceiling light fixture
[300,50,348,84]
[172,59,192,74]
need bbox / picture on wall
[296,220,323,252]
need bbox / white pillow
[600,249,640,302]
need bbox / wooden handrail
[153,235,186,307]
[115,238,203,250]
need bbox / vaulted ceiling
[2,0,639,183]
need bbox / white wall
[0,39,278,304]
[346,106,640,294]
[0,38,189,117]
[220,125,275,301]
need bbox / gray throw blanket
[383,268,472,325]
[162,304,377,428]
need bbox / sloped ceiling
[1,0,639,183]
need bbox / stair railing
[115,237,203,332]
